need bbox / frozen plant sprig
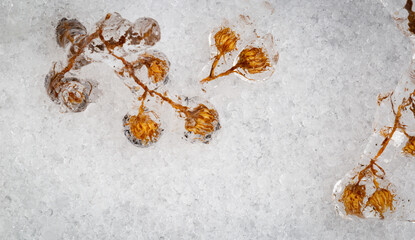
[337,0,415,220]
[201,25,278,83]
[46,13,220,147]
[339,89,415,219]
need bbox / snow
[1,0,414,239]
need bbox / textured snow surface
[1,0,415,239]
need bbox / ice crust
[1,0,415,239]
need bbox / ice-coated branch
[46,13,220,147]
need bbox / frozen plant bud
[366,188,394,219]
[123,112,162,147]
[236,47,271,75]
[185,104,220,143]
[130,17,161,46]
[134,51,170,84]
[56,78,92,112]
[402,136,415,156]
[214,27,238,54]
[99,13,132,49]
[56,18,87,48]
[340,183,366,218]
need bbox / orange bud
[403,136,415,156]
[236,47,271,75]
[136,53,169,84]
[214,27,238,54]
[340,183,366,218]
[185,104,220,143]
[366,188,394,219]
[123,112,162,147]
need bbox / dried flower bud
[403,136,415,156]
[236,47,271,75]
[130,17,161,46]
[366,188,394,219]
[135,53,170,84]
[214,27,238,54]
[185,104,220,143]
[53,77,91,112]
[340,183,366,218]
[56,18,87,48]
[123,112,162,147]
[99,12,132,49]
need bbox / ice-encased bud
[403,136,415,156]
[366,188,395,219]
[56,18,91,69]
[333,164,398,220]
[184,100,221,143]
[56,78,91,112]
[123,111,163,147]
[98,12,132,48]
[130,17,161,46]
[45,71,92,112]
[132,50,170,86]
[233,33,278,82]
[214,27,238,54]
[236,47,271,74]
[340,183,366,218]
[56,18,87,48]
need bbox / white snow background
[1,0,414,239]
